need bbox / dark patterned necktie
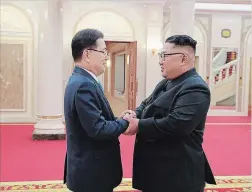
[95,80,114,118]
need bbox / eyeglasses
[158,52,184,61]
[87,48,108,56]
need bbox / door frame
[127,41,137,110]
[104,41,137,110]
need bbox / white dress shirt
[77,65,98,82]
[84,68,98,83]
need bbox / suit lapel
[93,81,115,119]
[73,66,115,119]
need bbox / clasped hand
[119,110,139,136]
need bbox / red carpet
[0,122,251,182]
[0,124,66,182]
[203,124,251,176]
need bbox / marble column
[170,0,195,37]
[33,0,65,140]
[145,4,164,97]
[62,0,74,123]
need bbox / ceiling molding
[1,0,251,4]
[195,0,251,4]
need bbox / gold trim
[1,176,251,185]
[0,123,34,125]
[37,115,62,120]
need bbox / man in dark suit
[124,35,216,192]
[63,29,130,192]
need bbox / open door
[103,41,137,116]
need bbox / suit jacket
[133,68,216,192]
[63,66,128,192]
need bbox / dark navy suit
[63,66,128,192]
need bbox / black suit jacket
[133,69,216,192]
[63,66,128,192]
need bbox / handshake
[119,110,139,136]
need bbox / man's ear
[83,49,90,63]
[181,54,188,65]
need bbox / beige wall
[0,2,251,122]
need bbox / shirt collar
[75,65,98,82]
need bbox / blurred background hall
[0,0,251,191]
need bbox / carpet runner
[1,177,251,192]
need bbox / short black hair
[71,29,104,61]
[165,35,197,53]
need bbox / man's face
[85,38,108,76]
[159,42,185,79]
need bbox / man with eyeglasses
[123,35,216,192]
[63,29,130,192]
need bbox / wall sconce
[152,48,158,55]
[150,42,162,56]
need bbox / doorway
[102,41,137,117]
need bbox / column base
[32,133,66,140]
[33,118,66,140]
